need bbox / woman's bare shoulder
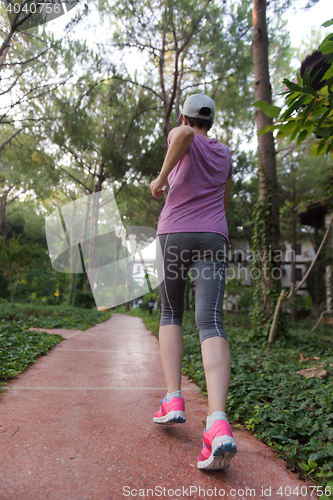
[168,125,195,143]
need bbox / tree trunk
[253,0,279,234]
[0,188,13,241]
[79,194,91,291]
[68,198,79,305]
[113,234,122,293]
[124,244,131,311]
[326,265,332,314]
[0,30,14,66]
[0,190,8,239]
[251,0,280,331]
[291,178,297,323]
[87,163,105,291]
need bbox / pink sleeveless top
[157,134,233,242]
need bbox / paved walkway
[0,314,317,500]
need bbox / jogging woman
[149,94,237,471]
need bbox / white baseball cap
[181,94,215,121]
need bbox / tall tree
[0,131,59,239]
[49,75,163,290]
[98,0,254,151]
[0,4,76,150]
[251,0,321,335]
[251,0,280,332]
[0,3,90,233]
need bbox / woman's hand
[150,175,167,198]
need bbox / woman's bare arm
[150,125,195,198]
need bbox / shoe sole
[197,436,237,470]
[153,410,186,425]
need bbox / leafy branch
[253,19,333,158]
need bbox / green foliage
[257,20,333,159]
[100,0,256,148]
[0,202,64,304]
[250,197,283,336]
[52,77,161,191]
[5,199,49,246]
[0,236,47,305]
[226,324,333,485]
[254,100,281,119]
[0,272,9,299]
[277,148,329,234]
[227,151,258,240]
[267,14,295,102]
[0,132,59,205]
[0,17,66,226]
[73,290,96,309]
[305,258,327,311]
[276,146,330,315]
[323,20,333,28]
[238,285,255,311]
[138,293,156,311]
[0,322,63,387]
[126,306,333,486]
[0,304,111,330]
[27,292,38,304]
[117,182,164,228]
[225,279,254,312]
[295,294,313,319]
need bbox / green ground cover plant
[121,305,333,492]
[0,322,63,389]
[0,303,111,330]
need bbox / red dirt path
[0,313,317,500]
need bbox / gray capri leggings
[157,232,228,344]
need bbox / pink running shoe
[197,420,237,470]
[153,395,186,424]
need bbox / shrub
[238,285,254,311]
[296,294,313,319]
[73,290,96,309]
[139,293,156,311]
[0,303,111,330]
[46,295,61,306]
[0,322,63,385]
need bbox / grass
[0,322,63,388]
[0,303,112,330]
[119,305,333,494]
